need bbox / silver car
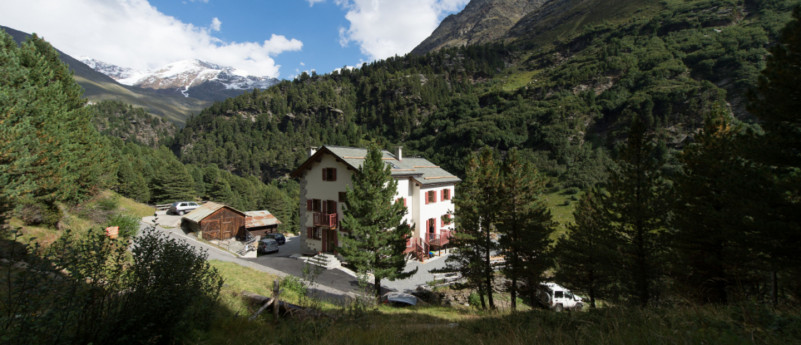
[168,201,199,215]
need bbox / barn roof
[245,210,281,228]
[182,202,246,224]
[291,145,461,185]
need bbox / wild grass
[197,301,801,345]
[541,189,581,239]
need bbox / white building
[290,145,460,260]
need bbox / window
[322,167,337,181]
[442,188,451,201]
[307,227,322,240]
[339,192,346,202]
[425,190,437,204]
[555,291,564,299]
[396,197,407,207]
[441,214,452,227]
[312,199,321,212]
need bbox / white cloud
[0,0,302,78]
[210,17,221,31]
[307,0,325,6]
[337,0,468,60]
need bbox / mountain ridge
[81,58,279,100]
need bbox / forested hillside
[173,0,796,190]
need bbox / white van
[536,282,583,311]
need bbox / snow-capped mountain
[79,57,138,80]
[79,58,279,101]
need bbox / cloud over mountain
[0,0,302,78]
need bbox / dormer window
[322,167,337,181]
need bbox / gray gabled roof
[292,145,460,185]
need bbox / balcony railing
[428,229,451,247]
[313,212,337,228]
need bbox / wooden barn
[244,210,282,237]
[181,202,246,240]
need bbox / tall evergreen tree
[443,150,494,309]
[600,117,669,306]
[671,108,769,304]
[338,145,416,298]
[1,30,109,209]
[747,6,801,299]
[554,190,618,308]
[497,148,554,311]
[474,147,500,310]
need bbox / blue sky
[0,0,469,79]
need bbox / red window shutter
[307,227,313,238]
[306,200,312,211]
[425,192,429,205]
[441,189,444,200]
[322,169,327,181]
[404,198,407,207]
[441,217,444,227]
[433,191,438,203]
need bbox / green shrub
[105,213,140,238]
[469,292,482,309]
[16,198,62,227]
[96,195,119,211]
[1,226,223,345]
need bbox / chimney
[396,146,402,161]
[309,146,317,157]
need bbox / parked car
[258,238,279,254]
[168,201,200,215]
[263,232,286,245]
[536,282,583,312]
[381,292,417,306]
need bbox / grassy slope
[75,75,210,124]
[201,254,801,345]
[6,190,154,247]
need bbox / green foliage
[445,148,500,310]
[496,148,556,311]
[554,190,619,308]
[597,118,671,306]
[0,29,111,209]
[89,100,177,147]
[338,145,416,297]
[746,5,801,300]
[1,226,222,344]
[105,213,140,238]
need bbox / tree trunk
[485,229,495,309]
[375,275,382,299]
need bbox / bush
[0,226,223,345]
[16,198,62,227]
[105,213,140,238]
[469,292,482,309]
[96,195,119,211]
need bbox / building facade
[291,145,460,259]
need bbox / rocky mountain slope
[412,0,548,55]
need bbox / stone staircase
[305,253,342,270]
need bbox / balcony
[313,212,337,228]
[428,229,451,247]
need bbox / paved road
[139,213,453,299]
[137,218,360,303]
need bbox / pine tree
[1,30,109,209]
[671,107,769,304]
[116,160,150,202]
[554,190,618,308]
[443,150,494,309]
[600,117,669,306]
[338,145,416,298]
[747,6,801,300]
[496,148,555,311]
